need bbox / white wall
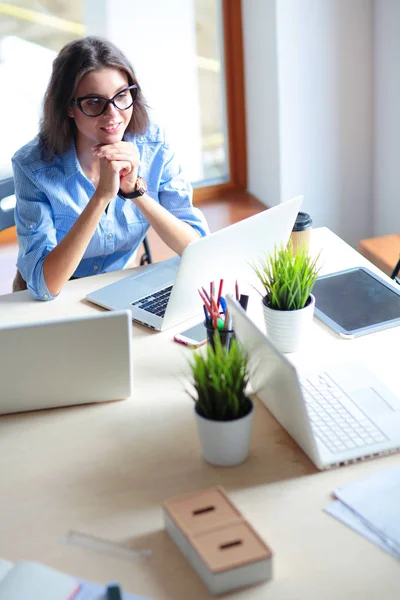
[243,0,374,247]
[85,0,203,182]
[242,0,281,207]
[373,0,400,236]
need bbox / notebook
[226,296,400,470]
[0,310,133,414]
[0,559,150,600]
[86,195,303,331]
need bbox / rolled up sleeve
[12,160,58,300]
[158,144,210,238]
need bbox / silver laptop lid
[86,196,303,331]
[226,295,320,465]
[162,195,304,329]
[0,310,133,414]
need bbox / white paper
[325,500,400,559]
[325,464,400,559]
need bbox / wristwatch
[118,176,147,199]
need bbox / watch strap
[118,176,147,199]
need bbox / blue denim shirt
[12,122,209,300]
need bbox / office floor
[0,192,265,295]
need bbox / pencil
[198,289,212,314]
[224,307,230,329]
[210,294,220,319]
[201,286,210,302]
[217,278,224,307]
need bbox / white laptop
[0,310,133,414]
[86,195,303,331]
[226,296,400,470]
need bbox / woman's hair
[39,36,149,159]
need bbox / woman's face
[69,67,133,150]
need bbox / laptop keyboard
[131,285,173,317]
[300,373,388,454]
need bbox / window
[0,1,83,178]
[0,0,246,198]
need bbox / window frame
[194,0,247,204]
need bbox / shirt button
[93,265,99,271]
[43,293,49,299]
[107,233,112,239]
[28,225,33,230]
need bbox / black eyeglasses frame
[73,84,138,117]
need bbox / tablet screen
[313,268,400,333]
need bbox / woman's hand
[93,142,140,197]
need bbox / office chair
[0,176,152,292]
[0,177,15,233]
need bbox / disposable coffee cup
[290,212,312,255]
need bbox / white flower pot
[195,400,254,467]
[262,294,315,353]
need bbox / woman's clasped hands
[92,141,141,198]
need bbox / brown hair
[39,36,149,159]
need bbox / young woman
[12,36,209,300]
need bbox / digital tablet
[313,267,400,338]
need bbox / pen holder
[205,320,235,351]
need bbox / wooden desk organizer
[163,486,273,595]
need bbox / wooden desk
[0,228,399,599]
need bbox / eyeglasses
[73,84,138,117]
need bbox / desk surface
[0,227,399,599]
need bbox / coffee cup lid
[292,212,312,231]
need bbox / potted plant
[253,242,320,353]
[186,332,253,466]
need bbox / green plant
[186,332,251,421]
[253,242,320,310]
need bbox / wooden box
[163,486,273,595]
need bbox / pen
[220,297,227,314]
[390,256,400,281]
[106,583,122,600]
[235,280,239,301]
[217,317,225,330]
[239,294,249,312]
[203,304,210,324]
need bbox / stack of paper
[325,465,400,559]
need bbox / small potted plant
[186,332,253,466]
[253,242,320,353]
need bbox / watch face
[137,177,147,194]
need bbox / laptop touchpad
[352,387,396,418]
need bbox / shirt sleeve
[12,159,58,301]
[158,143,210,238]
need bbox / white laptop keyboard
[300,373,388,454]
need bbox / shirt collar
[62,141,82,179]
